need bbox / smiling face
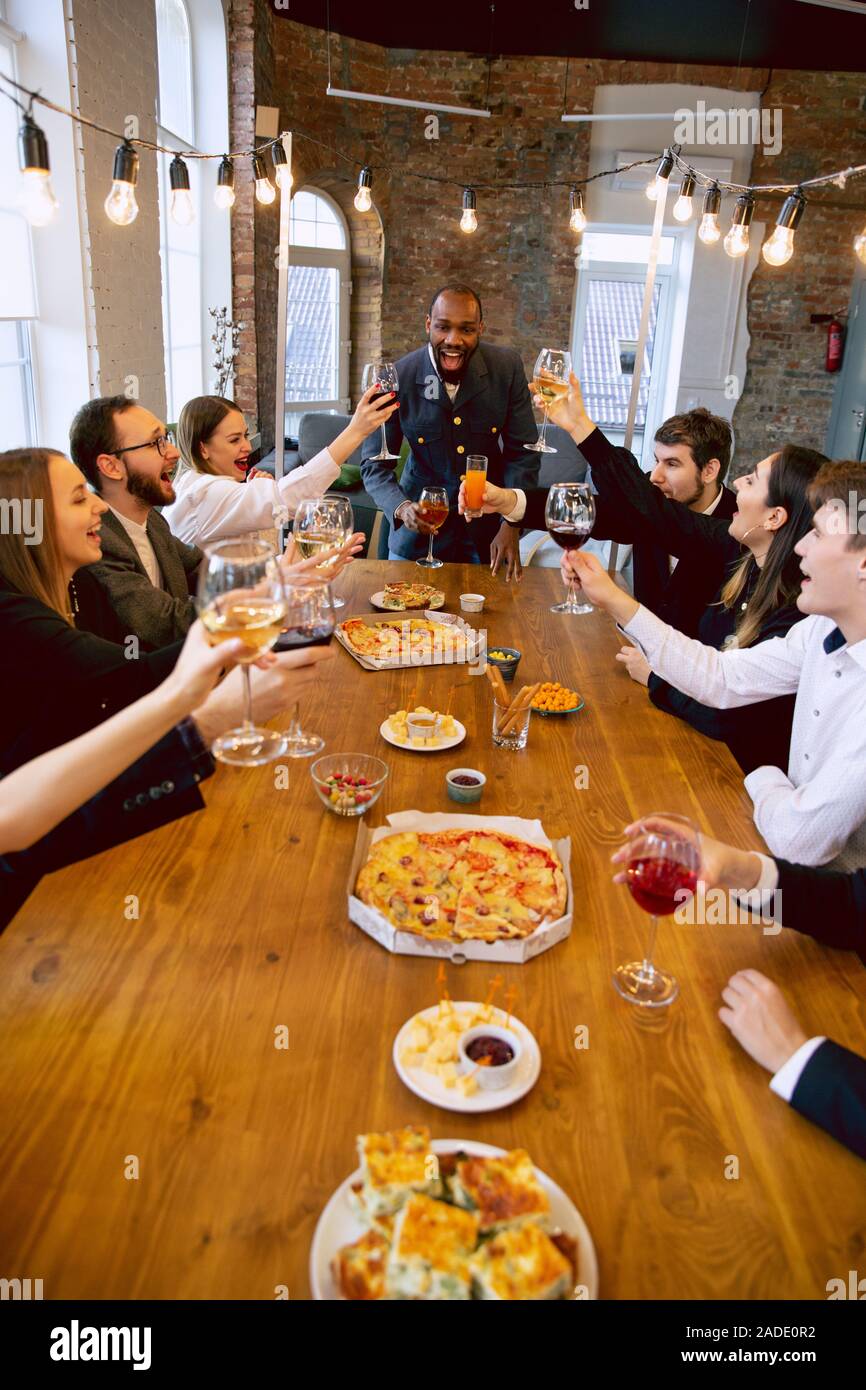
[102,405,180,508]
[795,502,866,623]
[729,454,784,552]
[426,291,483,383]
[49,452,108,574]
[198,409,251,479]
[649,442,719,506]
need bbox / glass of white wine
[315,495,354,607]
[361,360,400,460]
[527,348,571,454]
[198,538,288,766]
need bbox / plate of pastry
[370,580,446,611]
[309,1126,598,1300]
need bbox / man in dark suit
[70,397,200,648]
[360,284,540,577]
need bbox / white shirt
[109,506,162,587]
[621,607,866,869]
[162,448,341,548]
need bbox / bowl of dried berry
[445,767,486,804]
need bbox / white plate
[380,717,466,753]
[309,1137,599,1300]
[369,590,445,611]
[392,1002,541,1113]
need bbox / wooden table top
[1,559,864,1301]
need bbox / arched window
[285,187,351,434]
[155,0,193,144]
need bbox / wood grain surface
[1,559,864,1300]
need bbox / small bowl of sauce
[458,1023,522,1090]
[445,767,486,804]
[406,711,442,742]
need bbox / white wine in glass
[527,348,571,453]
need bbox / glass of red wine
[613,813,700,1008]
[544,482,596,615]
[415,486,449,569]
[275,578,336,758]
[362,361,400,461]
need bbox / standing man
[361,284,540,577]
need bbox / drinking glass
[197,538,288,766]
[415,486,449,569]
[492,697,531,750]
[527,348,571,453]
[276,578,336,758]
[545,482,596,615]
[613,813,700,1008]
[293,494,354,607]
[462,454,488,521]
[362,360,400,460]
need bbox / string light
[460,186,477,233]
[104,140,139,226]
[569,186,586,233]
[354,166,372,212]
[762,189,806,266]
[645,149,674,202]
[252,152,276,204]
[672,173,695,223]
[272,140,292,191]
[854,222,866,266]
[17,114,59,226]
[214,154,235,209]
[697,183,722,244]
[724,193,755,259]
[169,154,194,226]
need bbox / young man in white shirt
[564,460,866,870]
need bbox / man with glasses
[70,397,201,648]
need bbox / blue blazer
[360,342,540,562]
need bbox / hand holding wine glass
[530,370,593,437]
[414,486,449,569]
[612,813,700,1008]
[361,360,400,461]
[527,348,571,454]
[544,482,595,615]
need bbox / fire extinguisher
[826,317,845,373]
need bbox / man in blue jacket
[361,284,540,576]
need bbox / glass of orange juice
[463,455,488,520]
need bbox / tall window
[156,0,201,423]
[285,188,350,436]
[0,26,37,444]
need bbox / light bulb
[698,212,721,244]
[255,176,276,205]
[723,223,750,258]
[170,188,195,226]
[275,165,293,191]
[569,206,587,233]
[104,179,139,226]
[856,226,866,266]
[460,207,478,233]
[762,225,795,266]
[672,193,693,222]
[18,168,59,227]
[645,176,660,202]
[213,183,235,209]
[354,185,372,212]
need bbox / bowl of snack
[458,1024,523,1091]
[485,647,521,683]
[381,705,465,752]
[459,593,486,614]
[530,682,584,716]
[311,754,389,816]
[445,767,486,804]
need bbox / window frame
[285,186,351,419]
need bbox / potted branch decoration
[209,306,245,398]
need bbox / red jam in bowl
[450,775,481,786]
[466,1035,514,1067]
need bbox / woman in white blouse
[164,386,399,548]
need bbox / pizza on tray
[355,828,567,942]
[339,616,466,661]
[379,580,445,611]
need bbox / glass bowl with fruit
[310,754,389,816]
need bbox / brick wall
[70,0,166,416]
[234,6,865,464]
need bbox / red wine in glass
[547,521,594,551]
[274,623,334,652]
[613,814,700,1008]
[626,856,699,917]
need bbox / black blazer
[0,572,213,926]
[774,858,866,962]
[361,342,540,563]
[791,1040,866,1161]
[521,426,738,636]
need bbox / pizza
[379,580,445,611]
[339,616,466,662]
[355,829,567,942]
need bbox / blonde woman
[164,388,399,548]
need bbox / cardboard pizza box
[334,611,485,672]
[346,810,573,964]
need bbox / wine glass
[197,538,288,766]
[527,348,571,453]
[613,813,700,1008]
[362,360,400,461]
[293,496,347,570]
[299,494,354,607]
[545,482,596,614]
[276,578,337,757]
[414,486,449,569]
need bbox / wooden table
[1,560,864,1300]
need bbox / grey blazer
[88,509,201,650]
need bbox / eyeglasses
[113,430,176,459]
